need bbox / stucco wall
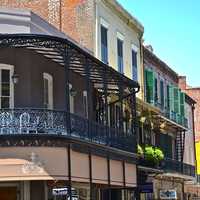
[96,1,142,96]
[183,102,195,166]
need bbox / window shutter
[160,80,164,108]
[145,70,154,104]
[180,92,185,117]
[174,87,180,114]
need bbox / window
[117,38,124,74]
[100,25,108,64]
[145,69,154,104]
[0,64,14,109]
[154,77,158,104]
[43,73,53,109]
[166,85,170,108]
[160,80,164,109]
[132,49,137,81]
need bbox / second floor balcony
[0,34,139,154]
[0,108,136,152]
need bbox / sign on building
[160,190,177,199]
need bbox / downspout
[192,103,197,176]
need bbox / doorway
[0,187,17,200]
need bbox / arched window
[43,73,53,109]
[0,64,14,109]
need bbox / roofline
[185,93,196,105]
[103,0,144,36]
[143,46,179,80]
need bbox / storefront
[0,146,137,200]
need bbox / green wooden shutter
[145,70,154,104]
[180,92,185,117]
[179,92,184,126]
[174,87,180,114]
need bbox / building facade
[179,76,200,142]
[136,46,196,200]
[0,1,198,200]
[0,9,140,200]
[0,0,144,98]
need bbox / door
[0,187,17,200]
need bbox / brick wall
[0,0,95,51]
[179,76,200,141]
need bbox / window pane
[1,97,9,108]
[101,25,108,64]
[160,80,164,108]
[2,83,10,96]
[132,50,137,68]
[2,70,10,83]
[117,39,123,73]
[132,50,138,81]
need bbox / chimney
[178,76,187,90]
[145,45,153,52]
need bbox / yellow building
[196,142,200,174]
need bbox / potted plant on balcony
[143,146,164,167]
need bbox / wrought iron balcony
[162,158,195,177]
[139,157,195,177]
[162,109,188,128]
[0,108,136,153]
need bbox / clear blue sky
[118,0,200,87]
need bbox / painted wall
[96,0,143,98]
[196,142,200,174]
[183,102,195,166]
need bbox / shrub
[144,145,164,166]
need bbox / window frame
[0,64,14,109]
[99,17,109,64]
[43,72,53,110]
[131,44,138,81]
[117,34,124,74]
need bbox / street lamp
[12,73,19,84]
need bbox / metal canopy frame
[0,34,139,92]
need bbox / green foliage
[144,145,164,165]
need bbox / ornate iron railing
[163,158,195,177]
[0,108,136,153]
[139,157,195,177]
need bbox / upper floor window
[100,25,108,64]
[0,64,14,109]
[132,47,138,81]
[154,76,158,104]
[117,37,124,74]
[160,80,164,109]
